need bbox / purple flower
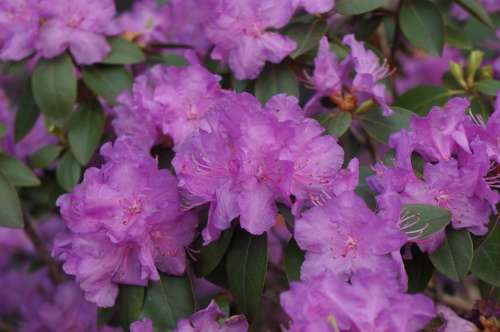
[280,270,435,332]
[174,300,248,332]
[436,305,477,332]
[173,92,346,243]
[452,0,500,20]
[53,138,197,307]
[0,89,57,160]
[0,0,40,61]
[118,0,170,46]
[205,0,297,79]
[130,318,153,332]
[112,64,226,149]
[306,36,392,115]
[295,191,406,281]
[292,0,335,14]
[36,0,120,64]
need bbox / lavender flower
[205,0,297,79]
[130,318,153,332]
[53,138,197,307]
[292,0,335,14]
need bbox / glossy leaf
[143,273,195,330]
[475,79,500,96]
[285,19,328,59]
[284,239,305,283]
[359,107,413,144]
[194,226,235,277]
[0,123,5,138]
[149,53,189,67]
[400,204,451,240]
[399,0,444,56]
[336,0,388,15]
[28,144,63,169]
[226,228,268,322]
[394,86,456,115]
[454,0,493,28]
[255,64,298,104]
[56,151,82,191]
[404,247,434,293]
[0,153,39,187]
[444,25,472,50]
[81,66,133,105]
[14,83,39,142]
[102,37,146,65]
[0,171,23,228]
[68,102,105,165]
[429,230,473,282]
[114,285,145,329]
[471,224,500,287]
[316,112,352,137]
[32,53,77,124]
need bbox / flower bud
[467,50,484,87]
[449,60,467,89]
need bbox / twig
[23,211,65,284]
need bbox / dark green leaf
[444,25,472,50]
[0,171,23,228]
[194,226,235,277]
[285,20,328,59]
[278,203,295,234]
[28,144,63,169]
[475,79,500,96]
[149,53,189,67]
[399,0,444,56]
[68,103,105,165]
[114,285,145,329]
[56,151,81,191]
[102,37,146,65]
[81,66,133,105]
[14,83,40,142]
[471,223,500,287]
[454,0,493,28]
[394,86,456,115]
[0,123,5,138]
[336,0,388,15]
[226,228,268,322]
[316,112,352,137]
[143,273,195,330]
[284,239,304,283]
[0,153,39,187]
[255,64,298,104]
[359,107,413,143]
[400,204,451,240]
[404,247,434,293]
[32,53,77,124]
[429,230,473,281]
[355,166,376,209]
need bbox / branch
[23,211,65,284]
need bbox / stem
[23,211,65,284]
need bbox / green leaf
[14,82,40,142]
[32,53,77,124]
[68,102,105,165]
[394,86,456,115]
[284,239,305,283]
[56,151,81,191]
[399,0,444,56]
[28,144,63,169]
[226,227,268,322]
[355,166,376,209]
[0,123,5,138]
[444,25,472,50]
[194,226,235,277]
[148,53,189,67]
[255,64,298,104]
[454,0,493,28]
[316,112,352,137]
[285,20,328,59]
[81,66,133,105]
[0,171,23,228]
[404,247,434,293]
[0,154,39,187]
[336,0,388,15]
[102,37,146,65]
[114,285,145,329]
[429,230,473,282]
[475,79,500,96]
[143,273,195,330]
[471,223,500,287]
[400,204,451,240]
[359,107,413,144]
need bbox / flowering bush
[0,0,499,331]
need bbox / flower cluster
[53,138,197,306]
[0,0,119,64]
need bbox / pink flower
[292,0,335,14]
[130,318,153,332]
[174,301,248,332]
